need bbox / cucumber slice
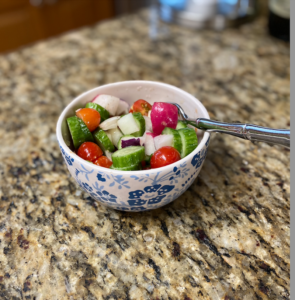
[85,103,110,121]
[132,112,146,137]
[178,128,198,158]
[112,146,145,168]
[117,135,135,149]
[118,113,139,135]
[145,154,152,165]
[93,128,115,153]
[176,120,188,130]
[67,116,94,150]
[161,127,182,154]
[110,163,142,171]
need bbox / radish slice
[105,151,113,162]
[116,99,129,115]
[99,116,120,131]
[144,132,157,155]
[143,116,153,132]
[93,95,120,116]
[107,127,123,147]
[151,102,178,135]
[118,113,139,135]
[154,134,173,150]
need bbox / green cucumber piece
[110,163,142,171]
[176,120,188,130]
[112,146,145,168]
[93,128,115,153]
[85,102,110,121]
[145,154,152,165]
[117,135,135,150]
[67,116,94,150]
[132,112,145,137]
[161,127,182,154]
[178,128,198,158]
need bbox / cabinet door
[31,0,114,37]
[0,0,114,53]
[0,0,43,53]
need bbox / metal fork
[170,103,290,148]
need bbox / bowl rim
[56,80,210,174]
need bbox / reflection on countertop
[0,10,290,300]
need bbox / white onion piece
[105,151,113,162]
[99,116,120,131]
[116,99,129,115]
[145,132,157,155]
[148,110,152,118]
[140,132,146,146]
[105,131,113,144]
[93,94,120,116]
[154,134,173,150]
[107,127,123,147]
[143,116,153,132]
[117,113,139,135]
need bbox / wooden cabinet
[0,0,114,53]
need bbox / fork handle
[186,118,290,148]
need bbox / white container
[56,81,210,212]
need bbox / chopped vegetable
[107,127,123,147]
[76,108,101,132]
[77,142,103,162]
[129,99,152,116]
[151,102,178,135]
[178,128,198,158]
[118,135,140,149]
[154,134,174,150]
[150,146,181,169]
[99,116,120,131]
[85,102,110,121]
[161,127,182,154]
[67,116,94,150]
[141,132,156,155]
[93,128,115,153]
[116,99,130,115]
[176,120,187,130]
[93,94,120,116]
[66,95,199,171]
[94,156,113,168]
[112,146,145,169]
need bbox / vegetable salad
[66,95,198,170]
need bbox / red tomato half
[76,108,101,132]
[77,142,103,162]
[93,156,113,168]
[131,99,152,116]
[150,146,181,169]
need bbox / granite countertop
[0,11,290,300]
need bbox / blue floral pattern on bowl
[58,136,210,211]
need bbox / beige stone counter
[0,11,290,300]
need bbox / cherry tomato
[150,146,181,169]
[76,108,101,132]
[131,99,152,116]
[77,142,103,162]
[93,156,113,168]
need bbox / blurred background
[0,0,290,53]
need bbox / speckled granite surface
[0,11,290,300]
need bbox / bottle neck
[269,0,290,19]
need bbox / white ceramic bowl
[56,81,210,211]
